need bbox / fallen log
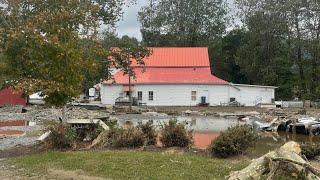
[270,157,320,177]
[86,131,108,149]
[227,141,320,180]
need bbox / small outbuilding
[0,88,26,107]
[101,47,276,107]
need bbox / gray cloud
[116,0,147,40]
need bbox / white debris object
[37,131,51,141]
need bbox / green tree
[235,0,320,100]
[211,29,248,84]
[80,32,144,97]
[0,0,137,106]
[138,0,228,47]
[106,35,152,110]
[235,11,294,99]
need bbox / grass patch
[11,150,248,179]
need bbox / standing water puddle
[113,114,248,149]
[114,114,320,152]
[193,132,219,149]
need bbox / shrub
[208,125,259,158]
[45,122,76,150]
[301,142,320,159]
[160,120,193,148]
[105,127,145,148]
[137,122,157,145]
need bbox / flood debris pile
[87,120,194,150]
[35,108,110,147]
[253,108,320,135]
[228,141,320,180]
[0,105,112,150]
[87,123,157,149]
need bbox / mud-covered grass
[11,150,249,179]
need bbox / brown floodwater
[193,132,219,149]
[191,131,320,156]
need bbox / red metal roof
[104,47,227,85]
[131,47,210,67]
[103,67,227,85]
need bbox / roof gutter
[230,83,278,89]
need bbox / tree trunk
[295,17,306,98]
[311,22,320,98]
[227,141,320,180]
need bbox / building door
[201,90,209,104]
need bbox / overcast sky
[114,0,239,41]
[116,0,147,40]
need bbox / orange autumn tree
[0,0,145,106]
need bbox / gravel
[0,136,38,150]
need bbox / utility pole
[129,72,132,111]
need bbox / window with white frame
[148,91,154,101]
[137,91,142,100]
[191,91,197,101]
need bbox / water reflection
[113,114,246,149]
[248,132,320,158]
[114,114,244,132]
[193,132,219,149]
[113,114,320,151]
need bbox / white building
[101,47,276,107]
